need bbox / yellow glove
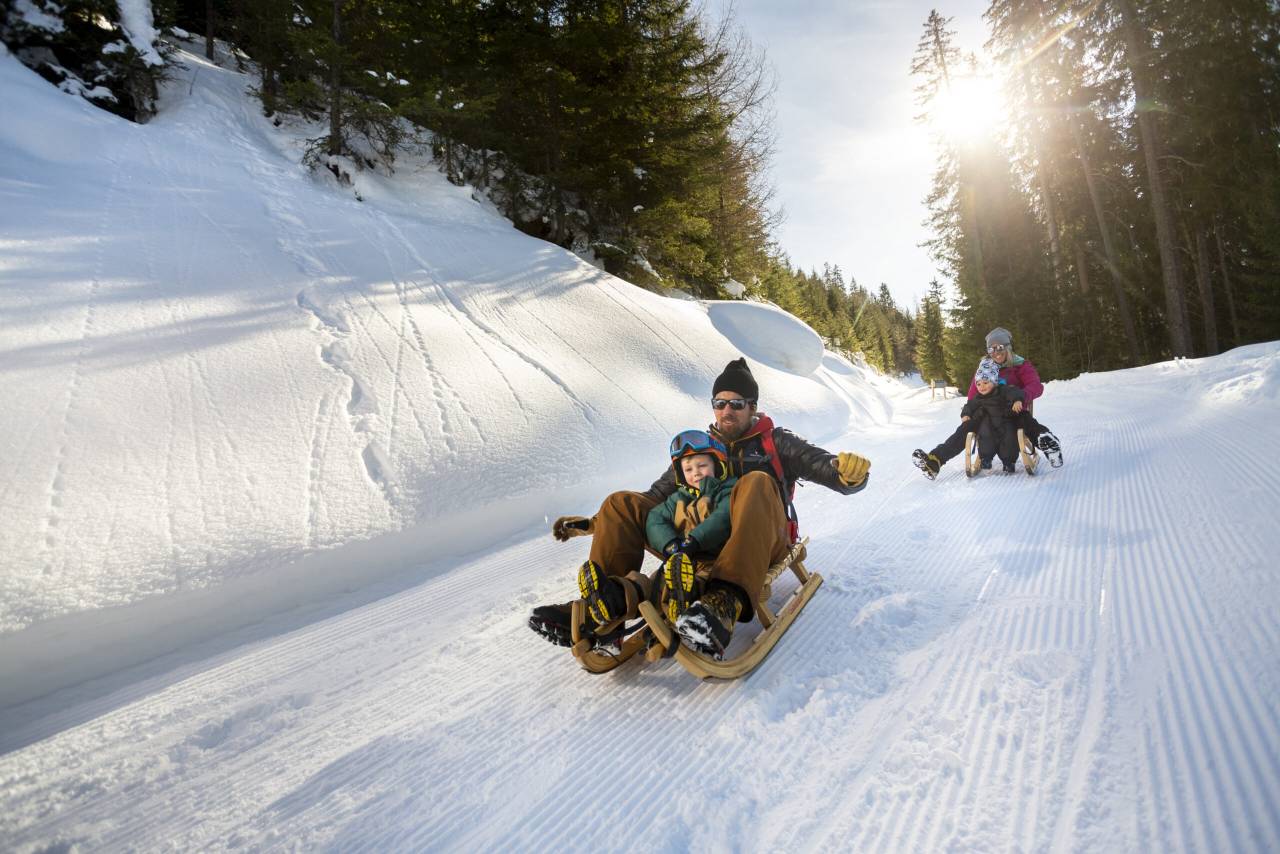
[834,452,871,488]
[552,515,594,541]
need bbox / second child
[913,358,1026,478]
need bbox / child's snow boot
[1037,431,1063,467]
[1002,461,1017,474]
[661,551,699,623]
[980,458,993,471]
[912,449,942,480]
[577,561,650,627]
[675,583,744,660]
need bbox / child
[645,430,738,628]
[574,429,738,648]
[913,358,1026,478]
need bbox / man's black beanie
[712,357,759,401]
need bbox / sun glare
[934,73,1004,142]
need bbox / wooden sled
[965,429,1038,476]
[637,538,821,680]
[569,601,652,674]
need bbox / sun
[933,73,1004,143]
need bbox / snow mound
[706,300,825,375]
[1206,345,1280,403]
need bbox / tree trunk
[205,0,215,60]
[1067,115,1141,365]
[1117,0,1192,357]
[1214,224,1241,347]
[1074,242,1090,294]
[1194,228,1219,355]
[1018,62,1065,294]
[327,0,343,158]
[260,65,277,116]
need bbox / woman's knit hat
[985,327,1013,349]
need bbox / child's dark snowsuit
[929,385,1026,468]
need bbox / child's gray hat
[974,358,1002,385]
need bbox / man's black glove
[553,515,593,541]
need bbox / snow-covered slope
[0,43,891,674]
[3,42,1279,854]
[3,341,1278,852]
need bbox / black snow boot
[675,583,744,660]
[1002,461,1017,473]
[661,551,699,623]
[528,602,576,647]
[578,560,628,626]
[578,562,651,627]
[912,449,942,480]
[528,600,626,650]
[980,458,993,470]
[1037,431,1063,467]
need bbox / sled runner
[1017,428,1039,474]
[569,602,652,674]
[639,537,821,679]
[964,429,1038,476]
[964,431,981,477]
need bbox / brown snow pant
[589,471,790,617]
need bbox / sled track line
[1091,387,1280,850]
[36,150,124,576]
[355,212,488,452]
[375,211,600,429]
[501,284,668,434]
[357,220,443,462]
[1150,441,1278,849]
[844,410,1112,851]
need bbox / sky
[707,1,991,308]
[4,41,1279,852]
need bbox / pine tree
[914,280,948,384]
[2,0,167,121]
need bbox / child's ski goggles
[669,430,727,460]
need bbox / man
[966,327,1063,467]
[529,357,872,659]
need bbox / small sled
[639,538,821,680]
[965,430,1038,476]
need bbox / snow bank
[707,300,825,375]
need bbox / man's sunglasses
[711,398,753,411]
[986,344,1009,354]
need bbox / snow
[114,0,163,66]
[12,0,65,33]
[1,46,1279,853]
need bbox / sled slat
[1018,428,1039,475]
